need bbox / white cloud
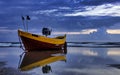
[64,68,120,75]
[88,27,110,41]
[0,27,17,33]
[108,50,120,56]
[58,7,71,10]
[69,48,98,56]
[52,28,120,35]
[0,27,8,29]
[107,23,120,34]
[64,3,120,16]
[33,9,58,15]
[32,3,120,17]
[107,29,120,34]
[53,29,97,35]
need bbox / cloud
[0,27,19,42]
[0,27,17,33]
[109,23,120,29]
[89,27,110,41]
[0,66,31,75]
[107,29,120,34]
[31,2,120,17]
[0,0,120,42]
[69,49,98,56]
[62,68,120,75]
[79,0,120,6]
[0,0,120,29]
[53,29,97,35]
[107,49,120,56]
[33,9,58,16]
[64,4,120,17]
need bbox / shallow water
[0,46,120,75]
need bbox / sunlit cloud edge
[0,28,120,34]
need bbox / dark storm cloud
[49,16,120,31]
[0,0,44,29]
[79,0,120,6]
[0,0,120,32]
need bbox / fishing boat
[18,29,66,51]
[19,50,66,73]
[18,16,66,51]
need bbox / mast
[26,15,30,32]
[21,15,30,32]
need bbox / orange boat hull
[18,30,66,51]
[21,36,65,51]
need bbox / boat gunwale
[18,29,66,44]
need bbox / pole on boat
[21,16,26,31]
[26,15,30,32]
[21,15,30,32]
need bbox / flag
[26,15,30,20]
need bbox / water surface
[0,45,120,75]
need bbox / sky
[0,0,120,42]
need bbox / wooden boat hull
[18,30,66,51]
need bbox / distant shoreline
[0,42,120,48]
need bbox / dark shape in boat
[42,28,51,37]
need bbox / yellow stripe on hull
[18,30,66,45]
[20,56,66,71]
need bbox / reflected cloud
[67,47,119,65]
[1,47,120,75]
[60,67,120,75]
[107,50,120,56]
[0,65,31,75]
[0,52,19,56]
[69,49,98,56]
[0,61,32,75]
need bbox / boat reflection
[19,48,67,73]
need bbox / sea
[0,42,120,75]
